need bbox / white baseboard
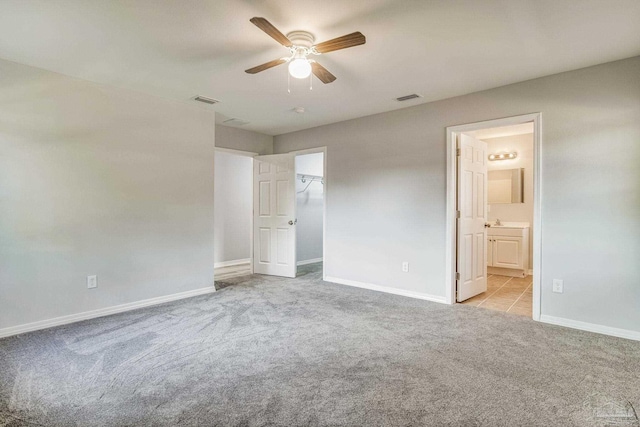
[540,314,640,342]
[0,286,217,339]
[324,276,447,304]
[297,257,323,266]
[214,258,251,269]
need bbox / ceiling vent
[223,118,250,126]
[193,96,219,105]
[395,94,422,102]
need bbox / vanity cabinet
[487,224,530,277]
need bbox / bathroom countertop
[489,222,530,229]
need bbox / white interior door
[253,153,297,278]
[457,134,488,301]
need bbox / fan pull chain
[309,73,313,91]
[287,72,291,93]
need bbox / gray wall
[0,59,216,330]
[214,151,252,264]
[274,57,640,333]
[215,125,273,155]
[485,133,534,268]
[296,153,324,263]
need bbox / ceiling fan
[245,17,366,84]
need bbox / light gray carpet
[1,262,639,426]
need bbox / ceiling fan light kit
[288,44,313,79]
[288,58,312,79]
[245,17,365,88]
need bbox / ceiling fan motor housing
[286,31,315,49]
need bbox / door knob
[288,219,297,225]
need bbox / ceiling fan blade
[250,17,293,48]
[245,58,287,74]
[313,32,366,54]
[311,62,337,84]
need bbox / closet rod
[296,173,324,194]
[296,173,323,183]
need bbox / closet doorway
[252,147,327,280]
[214,147,327,284]
[295,151,325,276]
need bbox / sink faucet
[495,218,501,226]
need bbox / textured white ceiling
[0,0,639,135]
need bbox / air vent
[193,96,219,105]
[223,118,250,126]
[395,94,422,102]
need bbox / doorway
[295,152,325,276]
[252,147,327,280]
[445,114,541,320]
[213,147,256,283]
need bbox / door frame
[291,146,328,280]
[444,113,542,320]
[214,147,258,277]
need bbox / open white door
[253,153,297,278]
[456,134,488,301]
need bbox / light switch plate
[402,262,409,273]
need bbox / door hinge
[455,272,460,281]
[456,210,461,219]
[456,148,461,157]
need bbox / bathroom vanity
[487,222,530,278]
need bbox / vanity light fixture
[488,152,517,161]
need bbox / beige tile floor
[460,274,533,317]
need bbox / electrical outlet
[402,262,409,273]
[87,275,97,289]
[552,279,563,293]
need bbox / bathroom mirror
[488,168,524,204]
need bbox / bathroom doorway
[445,114,542,320]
